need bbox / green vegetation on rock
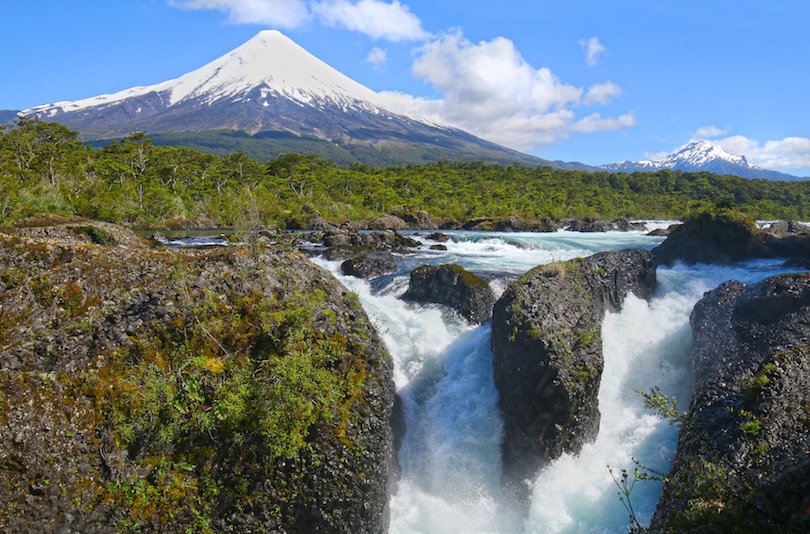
[0,230,393,533]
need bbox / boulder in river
[567,218,646,233]
[426,232,450,243]
[652,273,810,532]
[491,249,657,484]
[341,252,397,279]
[653,213,810,267]
[321,228,420,260]
[402,264,496,324]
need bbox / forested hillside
[2,119,808,228]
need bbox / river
[313,225,793,533]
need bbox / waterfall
[314,231,791,533]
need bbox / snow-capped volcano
[26,31,381,120]
[602,140,800,180]
[18,31,548,167]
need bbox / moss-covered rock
[491,250,656,487]
[2,217,148,248]
[0,223,395,533]
[652,274,810,532]
[402,264,496,324]
[653,212,810,266]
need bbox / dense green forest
[2,119,808,227]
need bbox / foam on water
[314,229,796,533]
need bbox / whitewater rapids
[314,227,792,533]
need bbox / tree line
[1,119,808,227]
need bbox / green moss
[73,225,114,245]
[742,362,776,404]
[0,269,23,289]
[440,264,489,289]
[528,325,544,341]
[575,364,597,382]
[576,330,600,349]
[96,287,365,462]
[31,276,55,307]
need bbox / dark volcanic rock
[402,264,496,324]
[398,210,438,230]
[652,274,810,532]
[567,218,646,233]
[491,250,657,484]
[0,223,395,533]
[321,228,420,260]
[653,213,810,267]
[761,219,809,238]
[647,223,680,237]
[426,232,450,243]
[429,244,448,251]
[341,252,397,278]
[461,216,559,233]
[367,215,408,230]
[4,218,147,248]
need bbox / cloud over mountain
[378,32,633,150]
[171,0,428,41]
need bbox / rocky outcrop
[426,232,450,243]
[0,223,395,533]
[567,218,646,233]
[647,223,680,237]
[397,210,438,230]
[4,218,147,248]
[367,215,408,230]
[761,219,809,238]
[341,252,397,279]
[461,216,559,233]
[653,213,810,267]
[402,264,496,324]
[321,228,420,260]
[652,274,810,532]
[491,250,657,484]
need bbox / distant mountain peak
[663,140,748,167]
[25,30,380,118]
[602,140,800,181]
[16,31,560,167]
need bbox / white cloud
[170,0,429,41]
[579,36,606,67]
[713,135,810,170]
[313,0,429,41]
[366,47,388,68]
[172,0,311,28]
[583,82,622,105]
[571,113,636,133]
[378,32,634,150]
[693,125,729,139]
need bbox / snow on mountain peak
[629,140,750,170]
[667,140,748,167]
[25,30,381,115]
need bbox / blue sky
[2,0,809,175]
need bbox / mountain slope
[602,140,802,180]
[20,31,557,167]
[0,110,19,125]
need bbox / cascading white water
[315,229,793,533]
